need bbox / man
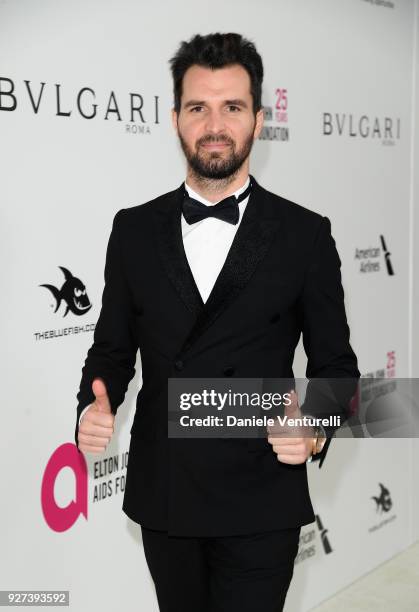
[75,33,360,612]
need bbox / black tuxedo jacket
[75,176,360,537]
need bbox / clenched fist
[77,378,115,455]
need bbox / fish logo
[40,266,92,317]
[372,483,392,514]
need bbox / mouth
[73,298,91,310]
[200,142,231,150]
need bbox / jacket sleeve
[298,216,360,467]
[74,209,139,450]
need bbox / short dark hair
[169,32,264,115]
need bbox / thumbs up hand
[266,390,315,464]
[77,378,115,455]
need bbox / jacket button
[174,359,184,371]
[223,366,235,376]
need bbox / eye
[74,288,82,297]
[227,105,241,112]
[190,106,204,112]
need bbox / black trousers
[140,525,301,612]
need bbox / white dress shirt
[78,176,251,426]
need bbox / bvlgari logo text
[0,77,160,133]
[323,112,400,144]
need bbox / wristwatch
[304,416,327,463]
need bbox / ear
[253,107,264,140]
[171,108,179,134]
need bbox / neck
[185,163,250,203]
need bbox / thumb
[92,378,112,413]
[284,389,301,419]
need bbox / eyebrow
[183,98,249,109]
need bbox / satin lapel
[153,184,204,320]
[180,177,281,353]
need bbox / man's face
[172,64,264,180]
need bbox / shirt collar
[184,176,250,207]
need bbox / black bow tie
[182,181,252,225]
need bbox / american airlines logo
[354,235,395,275]
[295,514,333,565]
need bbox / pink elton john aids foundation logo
[41,443,88,532]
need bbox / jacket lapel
[153,176,281,353]
[153,184,204,319]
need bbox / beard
[178,128,255,181]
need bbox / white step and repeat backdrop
[1,1,418,610]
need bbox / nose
[204,109,226,134]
